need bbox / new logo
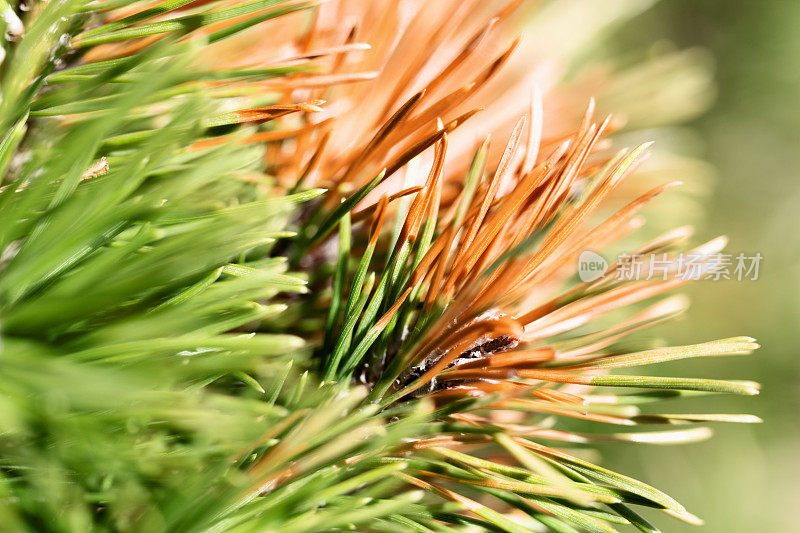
[577,250,608,282]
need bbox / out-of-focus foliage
[603,2,800,532]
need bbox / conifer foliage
[0,0,757,531]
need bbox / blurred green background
[601,2,800,531]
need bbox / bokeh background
[598,2,800,531]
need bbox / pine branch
[0,0,758,532]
